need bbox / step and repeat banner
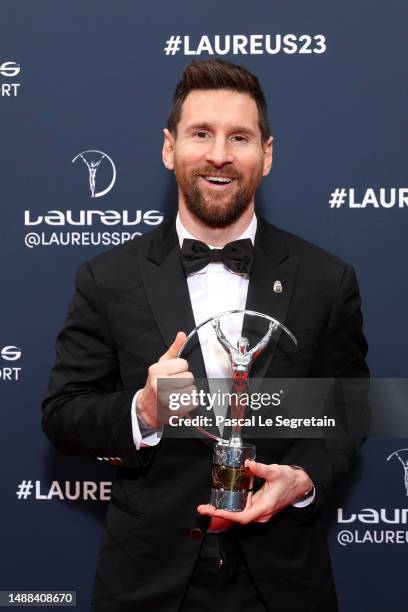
[1,1,407,610]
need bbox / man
[42,59,369,611]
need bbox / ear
[162,128,175,170]
[262,136,273,176]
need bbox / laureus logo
[387,449,408,496]
[72,150,116,198]
[0,61,20,77]
[0,61,21,97]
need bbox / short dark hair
[167,59,271,143]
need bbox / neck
[178,197,255,247]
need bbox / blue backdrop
[1,1,407,610]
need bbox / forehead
[179,89,260,132]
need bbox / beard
[174,161,263,228]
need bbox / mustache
[191,167,241,180]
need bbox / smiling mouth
[200,175,236,187]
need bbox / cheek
[235,150,264,173]
[175,145,206,168]
[240,159,264,179]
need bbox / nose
[205,136,234,168]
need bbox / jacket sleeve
[41,261,155,469]
[283,263,370,518]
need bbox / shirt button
[189,528,204,541]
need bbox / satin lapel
[138,220,217,446]
[242,221,300,384]
[138,233,206,380]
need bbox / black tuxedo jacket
[42,216,369,612]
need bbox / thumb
[245,460,275,481]
[159,331,187,362]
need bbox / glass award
[178,309,298,512]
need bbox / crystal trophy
[178,309,297,512]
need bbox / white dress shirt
[130,213,314,507]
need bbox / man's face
[163,89,272,228]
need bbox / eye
[194,131,209,139]
[231,134,248,143]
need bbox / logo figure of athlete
[212,318,278,381]
[387,449,408,496]
[79,153,106,198]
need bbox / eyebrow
[185,122,258,137]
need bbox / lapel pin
[273,280,283,293]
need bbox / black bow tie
[181,238,254,276]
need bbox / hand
[137,332,196,429]
[197,461,313,525]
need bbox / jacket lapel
[138,216,207,380]
[243,217,300,382]
[138,218,219,445]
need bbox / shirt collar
[176,212,257,249]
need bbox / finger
[160,381,197,395]
[157,381,196,405]
[173,396,200,417]
[155,359,190,376]
[197,504,221,516]
[156,376,194,399]
[197,505,248,524]
[245,460,277,481]
[158,332,187,362]
[230,501,272,524]
[158,384,197,420]
[196,504,246,522]
[167,400,200,419]
[199,495,273,524]
[167,371,194,380]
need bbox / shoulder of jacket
[79,223,164,271]
[269,222,352,274]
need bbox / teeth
[205,176,232,183]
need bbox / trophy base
[211,441,256,512]
[211,487,250,512]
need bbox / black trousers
[180,532,266,612]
